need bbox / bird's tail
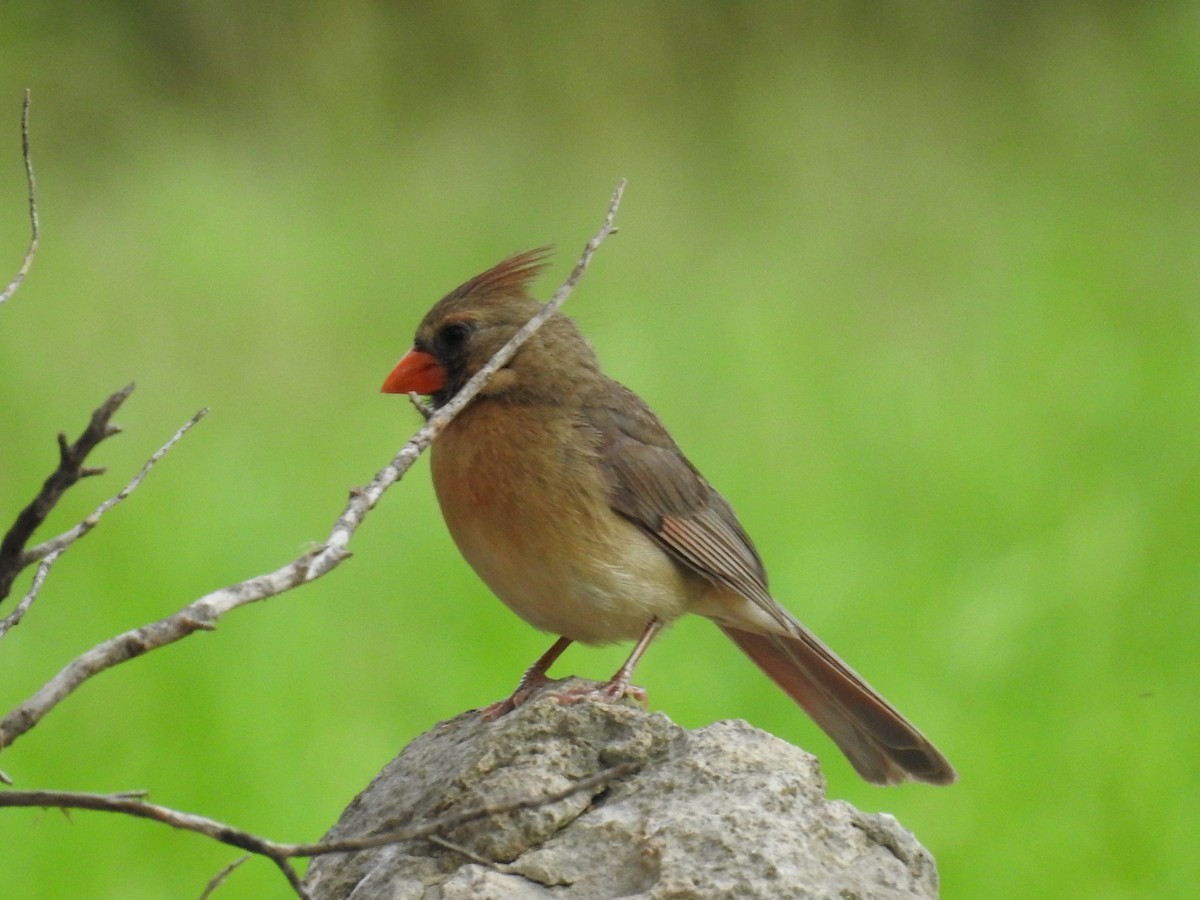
[718,624,956,785]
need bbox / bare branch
[0,384,135,604]
[0,180,626,751]
[0,405,206,639]
[0,764,636,898]
[0,89,38,307]
[0,789,307,896]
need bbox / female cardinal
[382,249,955,785]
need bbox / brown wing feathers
[591,381,956,785]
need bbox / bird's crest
[448,247,553,303]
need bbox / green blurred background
[1,3,1196,897]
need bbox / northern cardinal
[382,249,955,785]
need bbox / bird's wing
[585,383,958,786]
[586,381,781,620]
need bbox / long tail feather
[719,624,956,785]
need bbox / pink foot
[481,677,649,719]
[549,679,648,707]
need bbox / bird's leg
[555,617,664,706]
[480,636,573,720]
[600,617,663,702]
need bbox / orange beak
[381,348,446,395]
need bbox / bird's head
[381,248,601,409]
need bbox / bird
[381,248,956,785]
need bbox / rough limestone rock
[303,678,939,899]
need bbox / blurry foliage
[1,2,1197,897]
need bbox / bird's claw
[479,672,564,720]
[480,677,648,720]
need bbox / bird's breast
[430,401,697,644]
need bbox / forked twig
[0,403,207,638]
[0,384,135,604]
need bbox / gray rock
[303,678,939,899]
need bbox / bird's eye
[437,321,472,351]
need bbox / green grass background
[2,3,1196,897]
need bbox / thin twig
[198,856,250,900]
[0,180,626,752]
[287,762,636,857]
[407,392,433,421]
[0,89,38,306]
[426,833,506,869]
[0,764,636,897]
[0,549,63,640]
